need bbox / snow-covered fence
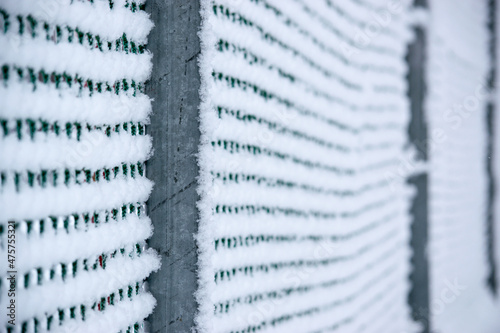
[0,1,159,332]
[2,0,500,332]
[195,0,419,331]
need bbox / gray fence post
[145,1,201,332]
[407,1,430,332]
[486,0,498,296]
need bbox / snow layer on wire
[197,0,418,332]
[427,0,500,331]
[0,1,159,332]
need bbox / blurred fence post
[486,0,498,296]
[407,0,430,332]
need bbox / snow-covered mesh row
[197,0,419,332]
[0,1,159,332]
[426,0,500,331]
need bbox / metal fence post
[145,1,202,331]
[407,1,430,332]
